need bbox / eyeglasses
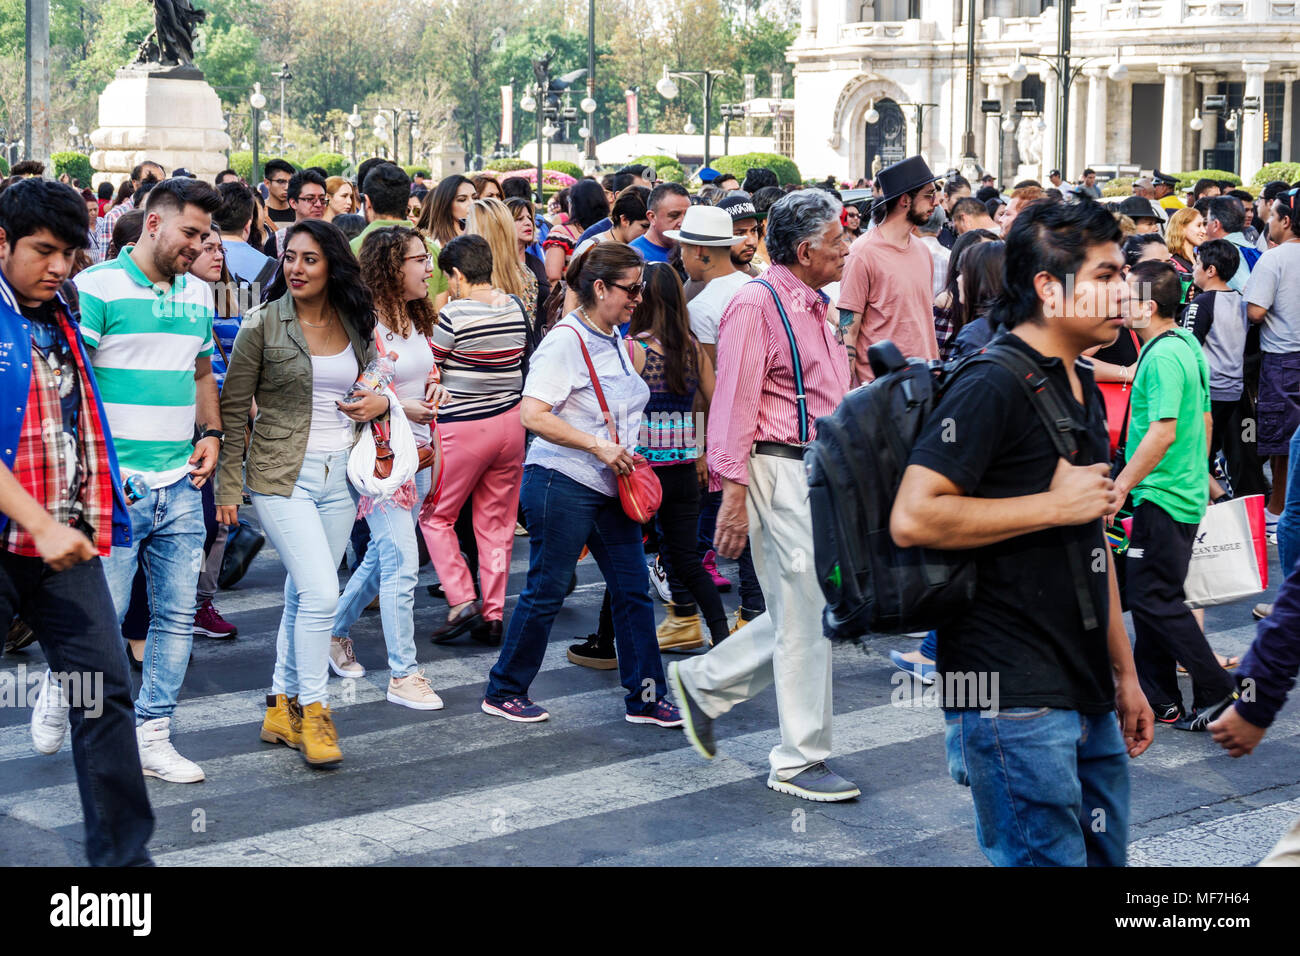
[405,253,432,267]
[297,194,328,206]
[270,178,291,187]
[607,280,644,297]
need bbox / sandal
[1177,654,1239,674]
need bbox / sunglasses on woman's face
[607,280,644,298]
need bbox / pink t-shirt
[838,229,937,382]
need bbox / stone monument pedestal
[90,67,231,188]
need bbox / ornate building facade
[789,0,1300,183]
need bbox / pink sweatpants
[418,405,526,621]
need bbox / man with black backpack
[890,200,1154,866]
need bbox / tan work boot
[657,612,705,652]
[299,700,342,768]
[260,693,302,750]
[730,607,760,634]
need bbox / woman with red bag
[329,225,448,710]
[482,243,682,727]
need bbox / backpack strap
[971,344,1100,632]
[753,277,808,444]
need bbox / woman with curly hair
[472,173,504,202]
[216,219,392,768]
[328,225,449,710]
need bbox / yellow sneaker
[299,700,342,768]
[260,693,302,750]
[657,612,704,652]
[730,608,756,634]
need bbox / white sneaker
[30,668,69,755]
[648,556,672,603]
[329,635,365,678]
[136,717,205,783]
[387,669,445,711]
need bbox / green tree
[196,23,264,104]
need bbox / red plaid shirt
[2,301,115,557]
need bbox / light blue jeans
[102,476,205,722]
[1276,425,1300,576]
[333,467,431,677]
[252,450,357,707]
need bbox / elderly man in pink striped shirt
[667,190,860,802]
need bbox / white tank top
[306,346,360,454]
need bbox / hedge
[301,152,349,177]
[229,151,254,181]
[1101,176,1135,198]
[485,157,533,172]
[544,159,584,180]
[1253,161,1300,187]
[712,152,801,187]
[1174,169,1239,190]
[403,166,431,180]
[51,151,94,187]
[0,156,8,176]
[632,154,684,177]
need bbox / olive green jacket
[215,291,378,506]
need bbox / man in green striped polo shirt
[74,177,224,784]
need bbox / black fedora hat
[873,155,940,205]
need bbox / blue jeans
[0,551,154,865]
[253,450,357,706]
[487,465,666,711]
[1276,425,1300,576]
[921,631,937,660]
[101,476,205,721]
[333,467,431,677]
[944,707,1130,866]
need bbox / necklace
[577,307,611,336]
[300,311,333,329]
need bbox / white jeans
[675,452,833,781]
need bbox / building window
[858,0,919,19]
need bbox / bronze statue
[135,0,207,69]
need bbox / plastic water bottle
[345,351,396,402]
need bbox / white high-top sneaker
[30,668,70,755]
[136,717,205,783]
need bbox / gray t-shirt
[1180,288,1246,401]
[522,314,650,497]
[1246,242,1300,354]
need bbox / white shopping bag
[1183,494,1268,609]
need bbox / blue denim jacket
[0,267,132,548]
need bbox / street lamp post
[347,105,361,167]
[656,66,728,168]
[720,103,745,158]
[961,0,978,178]
[406,110,419,166]
[897,102,939,157]
[585,0,597,166]
[272,63,292,141]
[249,82,267,185]
[1007,49,1125,178]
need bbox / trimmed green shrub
[544,159,584,180]
[712,152,801,187]
[51,151,94,187]
[631,154,684,179]
[485,157,533,172]
[302,152,349,177]
[0,156,8,176]
[229,151,254,181]
[1174,169,1239,190]
[1253,161,1300,188]
[402,166,432,180]
[1101,176,1136,198]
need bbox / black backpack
[806,336,1101,641]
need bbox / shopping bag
[1183,494,1268,608]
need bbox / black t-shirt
[265,204,295,225]
[1093,327,1138,367]
[908,333,1116,713]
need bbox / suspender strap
[754,277,809,444]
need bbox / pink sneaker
[194,599,238,639]
[702,550,732,593]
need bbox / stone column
[1114,76,1133,165]
[1068,76,1085,176]
[983,77,1007,175]
[1194,73,1220,170]
[1282,71,1296,164]
[1085,68,1108,167]
[1041,69,1058,176]
[1241,61,1269,182]
[802,0,818,37]
[1158,65,1188,173]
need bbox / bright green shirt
[349,219,448,298]
[1127,325,1212,524]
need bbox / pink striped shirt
[707,264,850,485]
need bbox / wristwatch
[200,428,225,445]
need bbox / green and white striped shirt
[74,247,214,489]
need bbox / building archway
[829,73,909,177]
[864,98,907,176]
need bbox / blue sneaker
[626,698,683,728]
[889,649,936,685]
[481,696,549,723]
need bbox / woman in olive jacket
[215,219,389,768]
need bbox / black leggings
[597,461,729,645]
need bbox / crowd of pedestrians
[2,151,1299,868]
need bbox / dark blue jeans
[0,551,154,865]
[697,488,765,613]
[944,707,1129,866]
[486,465,665,711]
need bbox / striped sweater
[430,295,528,422]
